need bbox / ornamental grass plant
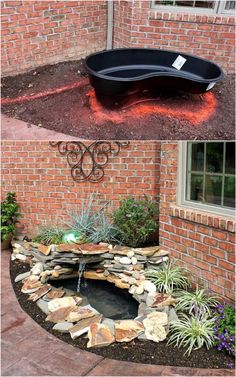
[175,287,219,316]
[168,312,215,355]
[145,260,190,294]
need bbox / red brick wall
[114,0,235,73]
[159,142,235,301]
[1,0,107,76]
[1,141,161,236]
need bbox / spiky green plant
[167,313,215,355]
[33,226,66,245]
[174,287,219,316]
[65,194,97,236]
[88,211,122,244]
[145,260,190,294]
[64,194,121,244]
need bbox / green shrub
[113,196,158,247]
[1,192,21,241]
[175,287,219,316]
[33,226,66,245]
[168,313,215,355]
[145,260,190,294]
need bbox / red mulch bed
[1,59,235,140]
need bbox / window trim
[177,141,235,218]
[151,1,236,15]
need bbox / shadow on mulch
[9,259,235,369]
[1,59,235,140]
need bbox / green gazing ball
[62,230,82,244]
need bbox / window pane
[189,174,204,201]
[206,143,223,173]
[224,1,236,10]
[154,0,215,8]
[205,175,222,205]
[225,142,235,175]
[191,143,204,171]
[224,176,235,208]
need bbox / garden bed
[10,259,235,370]
[1,59,235,140]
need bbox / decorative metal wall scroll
[49,141,130,183]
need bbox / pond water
[51,277,139,320]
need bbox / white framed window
[152,1,236,15]
[177,141,235,217]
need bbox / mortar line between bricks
[84,357,106,376]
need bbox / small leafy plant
[213,303,235,356]
[1,192,21,242]
[113,196,158,248]
[175,287,219,316]
[33,226,66,245]
[145,260,190,294]
[168,312,215,355]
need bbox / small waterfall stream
[77,261,86,292]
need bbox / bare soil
[1,59,235,140]
[10,260,235,369]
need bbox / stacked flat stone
[11,239,178,348]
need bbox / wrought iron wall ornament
[49,141,130,183]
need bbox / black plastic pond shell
[85,48,224,97]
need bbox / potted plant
[1,192,21,250]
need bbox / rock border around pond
[12,239,178,348]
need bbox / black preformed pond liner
[85,48,224,100]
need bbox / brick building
[1,140,235,300]
[1,0,235,76]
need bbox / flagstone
[69,315,103,339]
[115,320,144,342]
[87,323,115,348]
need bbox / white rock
[129,285,136,294]
[114,256,120,262]
[132,271,141,280]
[128,277,137,285]
[48,296,82,312]
[121,275,130,283]
[147,311,168,326]
[144,281,156,293]
[143,318,167,342]
[119,257,132,265]
[15,253,27,261]
[108,244,113,250]
[31,262,44,275]
[11,255,16,261]
[135,283,144,295]
[14,271,31,282]
[53,322,74,333]
[54,265,62,271]
[131,257,138,265]
[127,250,135,258]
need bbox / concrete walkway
[1,250,234,376]
[1,114,84,141]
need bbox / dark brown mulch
[9,259,235,369]
[1,59,235,140]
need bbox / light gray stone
[52,322,74,333]
[15,253,27,261]
[14,271,31,283]
[119,257,132,265]
[36,298,49,314]
[168,307,178,323]
[31,262,44,275]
